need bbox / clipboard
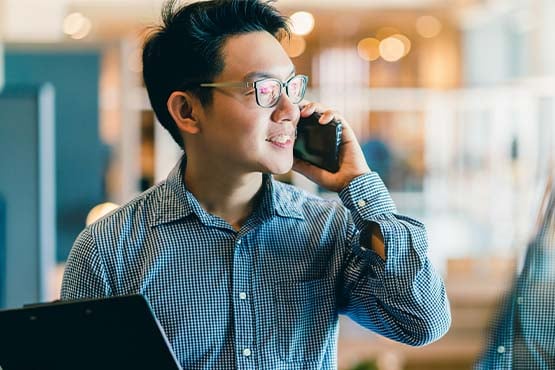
[0,294,182,370]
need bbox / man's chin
[267,160,293,175]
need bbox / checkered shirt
[475,187,555,370]
[61,157,450,369]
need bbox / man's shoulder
[87,181,166,233]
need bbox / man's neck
[184,159,264,231]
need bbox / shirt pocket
[274,278,337,363]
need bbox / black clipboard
[0,294,182,370]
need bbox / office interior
[1,0,555,369]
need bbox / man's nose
[271,91,299,124]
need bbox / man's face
[194,31,301,175]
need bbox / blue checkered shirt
[61,158,450,369]
[475,187,555,370]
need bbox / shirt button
[357,199,367,207]
[517,297,523,305]
[243,348,251,357]
[236,239,242,245]
[239,292,247,300]
[497,345,506,354]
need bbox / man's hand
[294,102,386,259]
[293,102,371,193]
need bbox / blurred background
[1,0,555,369]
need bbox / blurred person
[476,174,555,369]
[61,0,450,368]
[361,137,392,186]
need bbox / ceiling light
[63,12,92,40]
[357,37,380,62]
[290,11,315,36]
[391,34,411,56]
[416,15,442,38]
[379,37,405,62]
[282,35,306,58]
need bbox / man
[61,0,451,368]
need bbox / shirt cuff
[338,172,397,230]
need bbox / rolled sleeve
[338,172,451,346]
[339,172,397,227]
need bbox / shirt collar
[258,174,305,221]
[152,156,304,227]
[151,156,200,227]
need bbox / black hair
[142,0,290,149]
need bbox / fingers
[299,100,357,144]
[293,158,334,182]
[299,101,340,126]
[299,102,320,117]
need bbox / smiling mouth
[265,134,294,144]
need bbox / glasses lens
[286,76,306,104]
[256,79,281,108]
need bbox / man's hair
[142,0,290,149]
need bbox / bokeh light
[290,11,315,36]
[416,15,442,38]
[282,35,306,58]
[63,12,92,40]
[379,36,405,62]
[391,33,412,56]
[357,37,380,61]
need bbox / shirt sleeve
[60,228,113,300]
[337,172,451,346]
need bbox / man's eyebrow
[243,68,296,81]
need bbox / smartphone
[293,112,343,173]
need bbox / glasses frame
[198,74,308,108]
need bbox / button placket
[232,236,255,366]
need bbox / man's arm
[61,228,113,300]
[293,103,449,345]
[337,172,451,346]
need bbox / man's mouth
[265,134,294,144]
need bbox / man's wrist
[338,172,397,229]
[337,171,372,193]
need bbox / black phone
[293,112,343,173]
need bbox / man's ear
[167,91,200,134]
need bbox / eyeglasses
[198,74,308,108]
